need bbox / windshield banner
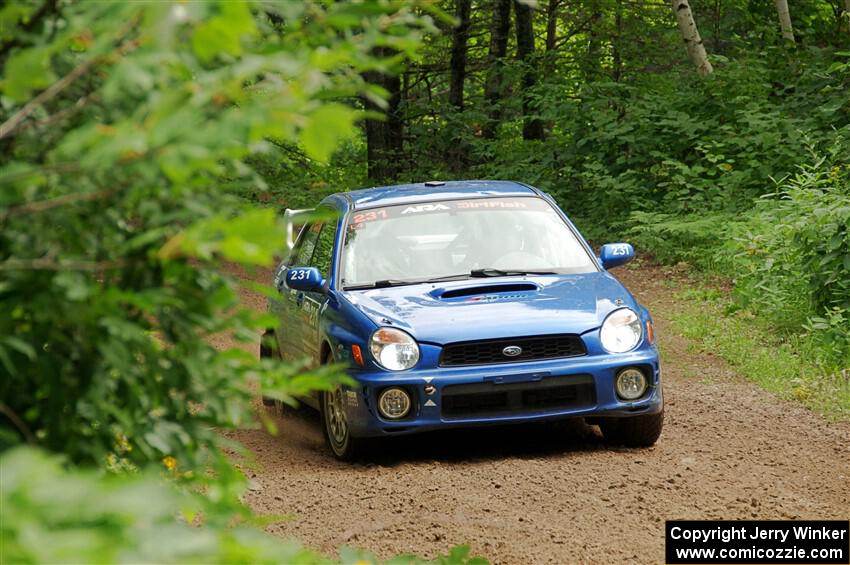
[349,197,551,229]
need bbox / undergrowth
[666,284,850,420]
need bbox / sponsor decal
[400,203,450,214]
[347,197,550,229]
[466,293,528,302]
[345,390,359,407]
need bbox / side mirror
[599,243,635,270]
[285,267,325,293]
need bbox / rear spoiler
[283,208,313,250]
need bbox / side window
[310,221,338,281]
[289,223,321,266]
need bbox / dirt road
[222,264,850,564]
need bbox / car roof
[322,180,542,210]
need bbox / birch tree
[671,0,713,75]
[449,0,472,110]
[775,0,795,42]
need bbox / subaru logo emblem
[502,345,522,357]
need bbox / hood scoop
[437,282,539,300]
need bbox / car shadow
[367,418,609,466]
[273,404,613,464]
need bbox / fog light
[616,368,648,400]
[378,387,411,419]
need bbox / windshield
[340,196,597,288]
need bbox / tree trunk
[843,0,850,32]
[671,0,713,76]
[545,0,559,52]
[775,0,794,42]
[544,0,559,74]
[612,6,623,82]
[483,0,512,139]
[363,50,403,181]
[449,0,471,111]
[447,0,472,172]
[515,0,545,141]
[712,0,722,53]
[583,0,603,81]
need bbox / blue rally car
[262,180,663,460]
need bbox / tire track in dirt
[220,263,850,564]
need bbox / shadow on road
[371,418,609,466]
[270,404,613,465]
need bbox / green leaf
[193,18,240,63]
[143,431,172,454]
[3,47,55,102]
[0,345,15,375]
[301,104,357,163]
[54,272,91,301]
[191,2,256,64]
[0,4,34,40]
[3,337,36,361]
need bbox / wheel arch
[320,339,333,364]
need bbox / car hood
[341,273,636,345]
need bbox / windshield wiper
[343,269,556,290]
[343,279,415,290]
[422,273,472,283]
[344,273,472,290]
[470,268,558,278]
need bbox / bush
[1,447,488,565]
[627,210,739,268]
[0,0,429,475]
[722,148,850,366]
[0,447,325,564]
[0,1,450,562]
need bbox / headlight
[600,308,642,353]
[369,327,420,371]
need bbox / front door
[276,221,321,362]
[295,218,338,364]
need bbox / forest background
[1,0,848,563]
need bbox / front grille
[441,375,596,419]
[439,334,586,367]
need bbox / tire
[599,410,664,447]
[320,352,368,461]
[260,329,277,407]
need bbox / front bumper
[342,344,662,438]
